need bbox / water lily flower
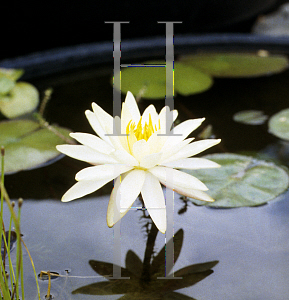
[56,92,221,233]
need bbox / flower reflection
[72,226,218,299]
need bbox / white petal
[132,139,150,162]
[149,166,208,190]
[147,130,167,154]
[141,104,158,126]
[141,172,166,233]
[92,102,114,134]
[70,132,115,154]
[158,106,178,134]
[75,164,133,181]
[163,139,221,163]
[160,138,194,163]
[61,178,112,202]
[140,152,162,169]
[162,118,205,151]
[111,149,139,166]
[104,116,126,151]
[124,91,140,123]
[161,158,221,169]
[107,176,130,226]
[56,145,118,164]
[85,110,112,145]
[117,169,146,212]
[121,101,134,135]
[165,182,215,202]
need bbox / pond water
[2,41,289,299]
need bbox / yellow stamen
[126,113,157,143]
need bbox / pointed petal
[160,138,194,163]
[117,169,146,212]
[141,104,158,126]
[61,178,112,202]
[124,91,140,123]
[149,166,208,190]
[111,149,139,166]
[158,106,178,134]
[162,118,205,151]
[161,158,221,169]
[162,139,221,163]
[107,176,130,226]
[140,152,162,169]
[104,116,125,151]
[85,110,112,145]
[70,132,115,154]
[165,182,215,202]
[121,101,134,135]
[92,102,114,134]
[56,145,118,164]
[75,164,133,181]
[141,172,166,233]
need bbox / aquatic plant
[57,91,221,233]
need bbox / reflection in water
[72,219,218,300]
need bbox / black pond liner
[1,34,289,80]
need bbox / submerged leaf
[0,119,71,174]
[268,108,289,140]
[119,61,212,99]
[180,53,289,77]
[183,153,289,207]
[233,110,268,125]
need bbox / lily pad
[0,119,71,174]
[180,53,289,77]
[0,82,39,118]
[0,68,24,95]
[119,61,213,99]
[183,153,289,207]
[233,110,268,125]
[0,68,24,81]
[268,108,289,140]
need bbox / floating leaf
[180,53,289,77]
[233,110,268,125]
[0,77,15,95]
[0,119,71,174]
[268,108,289,140]
[119,61,212,99]
[0,68,24,81]
[0,82,39,118]
[183,153,289,207]
[0,68,24,95]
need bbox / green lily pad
[268,108,289,140]
[0,77,15,95]
[180,53,289,77]
[0,119,71,174]
[0,68,24,95]
[119,60,213,99]
[0,82,39,118]
[0,68,24,81]
[183,153,289,207]
[233,110,268,125]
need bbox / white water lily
[56,92,221,233]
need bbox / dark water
[2,56,289,299]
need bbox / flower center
[126,114,160,141]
